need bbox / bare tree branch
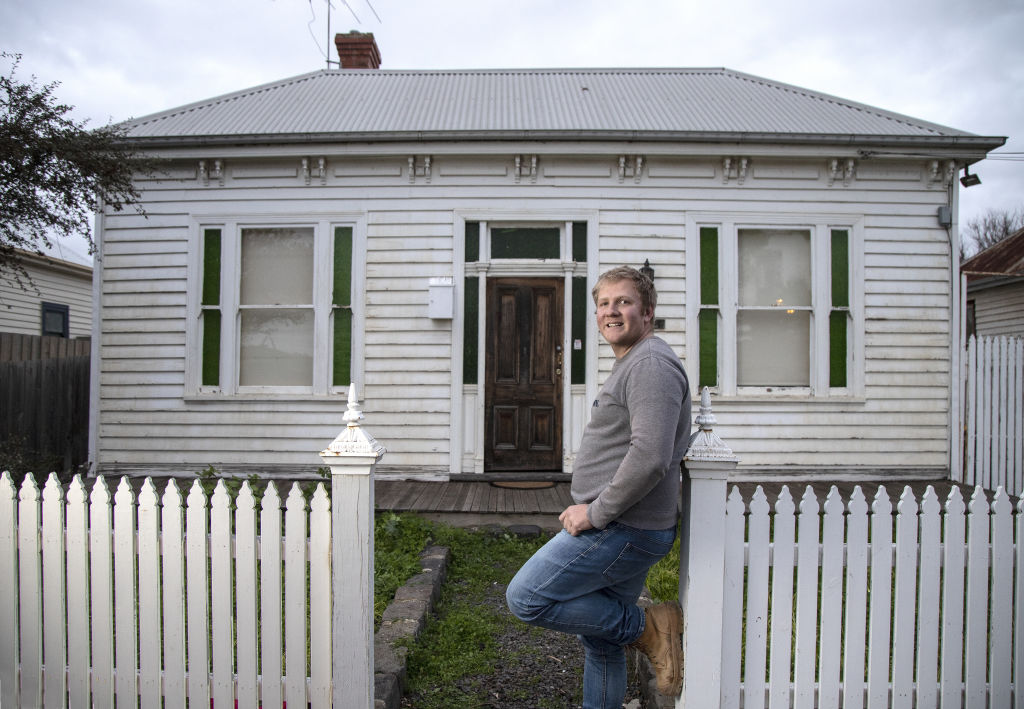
[0,52,158,291]
[961,204,1024,260]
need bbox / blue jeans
[506,521,677,709]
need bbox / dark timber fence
[0,332,91,362]
[0,333,91,473]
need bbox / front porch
[374,477,987,531]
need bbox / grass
[374,512,435,627]
[399,520,547,709]
[647,534,682,603]
[377,514,683,709]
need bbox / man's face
[594,279,654,358]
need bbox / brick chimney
[335,31,382,69]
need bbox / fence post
[677,387,738,709]
[319,384,386,709]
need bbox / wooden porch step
[375,480,573,516]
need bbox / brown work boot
[628,602,683,695]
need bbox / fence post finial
[321,383,386,461]
[686,386,736,462]
[343,385,364,427]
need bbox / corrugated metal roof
[963,226,1024,277]
[122,67,1004,149]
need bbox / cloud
[2,0,1020,225]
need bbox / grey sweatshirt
[571,336,691,530]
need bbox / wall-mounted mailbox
[428,277,454,319]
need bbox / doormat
[491,481,556,489]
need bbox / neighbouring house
[0,248,92,342]
[1,248,93,472]
[91,32,1005,481]
[962,226,1024,339]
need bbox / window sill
[185,391,349,403]
[699,391,867,407]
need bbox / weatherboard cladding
[98,66,987,473]
[124,68,975,141]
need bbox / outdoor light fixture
[960,167,981,188]
[640,259,655,282]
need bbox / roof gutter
[119,130,1007,156]
[13,248,93,277]
[965,273,1024,292]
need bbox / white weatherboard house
[1,249,92,340]
[91,33,1005,481]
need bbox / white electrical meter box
[428,277,454,319]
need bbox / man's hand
[559,504,594,536]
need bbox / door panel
[485,278,563,471]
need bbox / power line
[307,0,327,61]
[363,0,382,23]
[338,0,361,25]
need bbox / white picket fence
[1,386,379,708]
[680,389,1022,709]
[719,483,1021,709]
[2,387,1021,708]
[0,473,334,708]
[963,334,1024,496]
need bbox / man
[506,265,691,707]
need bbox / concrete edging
[374,544,451,709]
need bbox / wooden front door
[485,278,564,471]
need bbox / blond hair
[591,265,657,311]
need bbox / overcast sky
[3,0,1021,264]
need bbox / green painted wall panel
[699,227,719,306]
[201,229,221,306]
[463,277,478,385]
[572,277,587,384]
[201,311,220,387]
[698,308,718,389]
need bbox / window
[490,226,560,259]
[41,302,69,338]
[736,228,812,386]
[193,220,357,395]
[238,227,315,386]
[690,217,860,397]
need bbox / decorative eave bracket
[927,159,957,188]
[827,158,857,187]
[618,155,645,183]
[515,155,538,183]
[408,155,432,184]
[302,157,328,185]
[721,157,749,185]
[198,159,224,187]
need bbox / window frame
[685,212,864,399]
[186,215,365,398]
[41,301,70,338]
